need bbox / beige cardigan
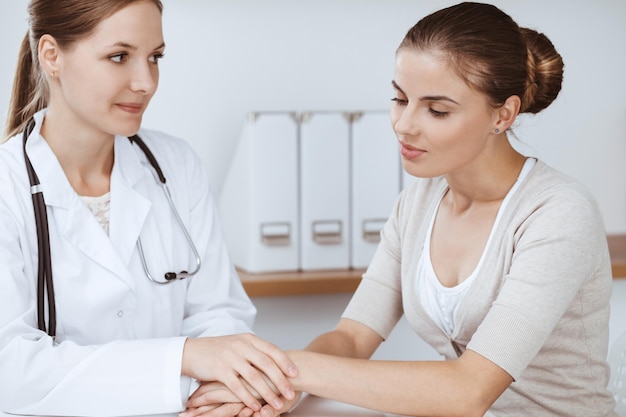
[343,160,617,416]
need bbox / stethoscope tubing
[136,181,201,284]
[22,119,57,338]
[128,134,201,283]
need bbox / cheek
[433,117,484,148]
[63,65,111,105]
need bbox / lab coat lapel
[108,136,151,267]
[25,117,143,288]
[59,204,135,285]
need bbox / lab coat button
[117,310,124,317]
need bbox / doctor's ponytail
[3,32,45,141]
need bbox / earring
[495,128,500,134]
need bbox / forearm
[304,318,382,359]
[287,350,510,417]
[304,331,359,357]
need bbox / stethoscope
[22,118,201,338]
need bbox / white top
[418,158,536,335]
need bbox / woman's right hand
[182,334,298,412]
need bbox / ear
[493,95,521,133]
[38,34,61,78]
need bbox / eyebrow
[391,80,460,105]
[108,41,166,51]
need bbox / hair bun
[520,28,564,114]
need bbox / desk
[288,395,498,417]
[608,234,626,278]
[241,234,626,297]
[288,395,391,417]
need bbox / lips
[116,103,144,114]
[399,142,426,160]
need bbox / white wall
[2,0,625,233]
[1,1,625,358]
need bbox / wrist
[286,350,307,392]
[181,337,194,377]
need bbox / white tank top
[418,158,536,335]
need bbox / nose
[130,61,158,95]
[391,104,420,138]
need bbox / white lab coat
[0,110,256,416]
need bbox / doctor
[0,1,296,416]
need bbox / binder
[350,111,402,268]
[299,112,351,270]
[218,112,300,273]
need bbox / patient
[184,2,617,416]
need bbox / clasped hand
[181,334,300,417]
[181,380,302,417]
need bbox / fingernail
[273,398,283,409]
[288,365,298,376]
[285,388,295,400]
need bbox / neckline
[78,192,111,202]
[425,157,537,289]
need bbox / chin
[116,121,142,138]
[115,129,139,138]
[402,161,429,179]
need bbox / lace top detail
[79,192,111,235]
